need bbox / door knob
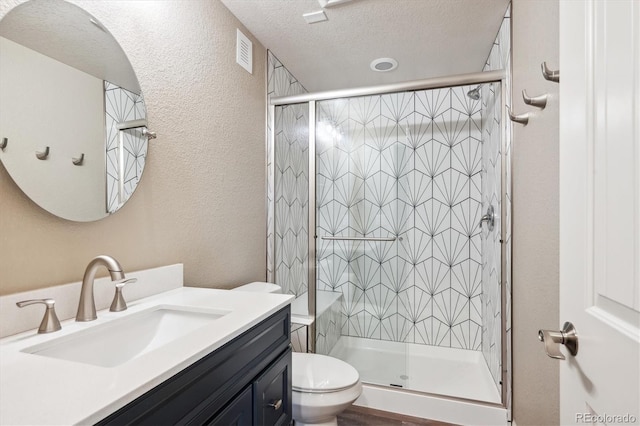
[538,322,578,360]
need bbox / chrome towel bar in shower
[321,236,401,242]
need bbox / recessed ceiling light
[370,58,398,72]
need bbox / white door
[559,0,640,424]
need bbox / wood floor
[336,406,458,426]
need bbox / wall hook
[522,90,548,109]
[72,153,85,166]
[541,62,559,82]
[35,146,50,160]
[0,137,7,151]
[509,111,529,125]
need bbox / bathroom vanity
[0,282,294,425]
[97,306,292,425]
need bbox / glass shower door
[271,76,507,404]
[272,102,310,318]
[314,96,408,388]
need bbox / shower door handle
[479,205,495,231]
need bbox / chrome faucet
[76,255,133,322]
[16,299,62,333]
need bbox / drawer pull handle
[268,399,282,410]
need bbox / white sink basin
[22,305,230,368]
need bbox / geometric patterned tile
[267,51,308,288]
[313,77,492,355]
[316,294,343,355]
[274,100,309,298]
[291,323,308,353]
[313,70,490,351]
[482,5,511,407]
[104,81,147,214]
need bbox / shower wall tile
[291,323,308,353]
[315,293,343,355]
[317,84,483,351]
[267,51,309,296]
[272,101,309,296]
[482,5,512,402]
[104,81,147,214]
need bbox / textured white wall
[511,0,560,424]
[0,0,267,294]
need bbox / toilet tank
[232,282,282,294]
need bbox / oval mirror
[0,0,150,222]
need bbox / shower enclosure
[268,67,511,423]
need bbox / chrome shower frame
[268,69,512,415]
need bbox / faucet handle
[110,278,137,312]
[16,298,62,334]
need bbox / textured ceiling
[0,0,140,93]
[221,0,510,92]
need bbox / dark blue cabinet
[97,307,292,426]
[208,386,252,426]
[254,349,291,426]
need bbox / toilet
[292,352,362,426]
[233,282,362,426]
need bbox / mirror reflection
[0,0,149,222]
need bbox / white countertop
[0,287,293,425]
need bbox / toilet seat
[292,352,360,393]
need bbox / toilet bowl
[233,283,362,425]
[292,352,362,426]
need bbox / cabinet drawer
[207,386,252,426]
[254,348,292,426]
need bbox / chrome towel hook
[522,90,548,109]
[541,62,559,82]
[72,153,85,166]
[0,137,7,150]
[509,111,529,125]
[35,146,50,160]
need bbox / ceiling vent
[236,29,252,74]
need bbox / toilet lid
[292,352,360,393]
